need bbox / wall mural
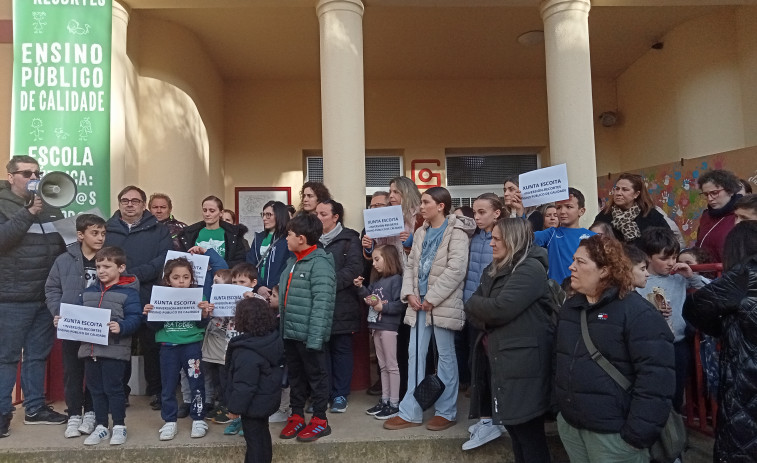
[597,147,757,248]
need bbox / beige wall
[615,7,756,172]
[127,14,225,224]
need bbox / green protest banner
[12,0,112,216]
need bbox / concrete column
[317,0,366,231]
[110,1,129,213]
[540,0,599,224]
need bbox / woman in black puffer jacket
[684,221,757,463]
[555,235,674,461]
[315,199,365,412]
[178,196,249,268]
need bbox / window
[445,148,540,206]
[304,150,403,196]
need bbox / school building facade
[1,0,757,231]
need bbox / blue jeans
[159,342,205,421]
[0,301,55,415]
[85,357,127,426]
[398,311,458,422]
[327,333,353,399]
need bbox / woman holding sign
[179,196,249,268]
[593,173,668,245]
[502,175,544,231]
[246,201,292,300]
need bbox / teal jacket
[278,246,336,351]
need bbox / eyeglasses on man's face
[119,198,144,206]
[11,170,43,179]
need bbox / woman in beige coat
[384,187,475,432]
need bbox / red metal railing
[684,263,723,437]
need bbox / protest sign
[363,205,404,239]
[209,284,250,317]
[165,251,210,286]
[148,286,204,321]
[57,303,110,345]
[519,164,570,207]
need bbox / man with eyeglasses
[104,185,172,410]
[0,155,68,437]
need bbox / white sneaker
[64,416,82,438]
[159,422,177,441]
[462,421,503,451]
[110,425,127,445]
[468,420,483,434]
[268,408,290,423]
[190,419,208,438]
[78,411,96,435]
[83,425,110,446]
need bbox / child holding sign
[46,213,106,439]
[53,246,142,446]
[144,257,213,441]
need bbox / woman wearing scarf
[315,199,364,413]
[593,173,668,245]
[695,169,742,263]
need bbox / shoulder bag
[413,312,445,411]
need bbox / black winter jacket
[225,330,284,418]
[104,211,172,306]
[465,246,554,426]
[322,227,364,335]
[683,255,757,463]
[555,288,675,449]
[179,221,248,268]
[593,207,669,245]
[0,181,65,302]
[246,231,292,291]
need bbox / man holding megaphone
[0,155,68,438]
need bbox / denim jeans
[159,342,205,422]
[62,340,92,416]
[326,333,353,399]
[398,311,458,422]
[85,357,127,427]
[0,301,55,415]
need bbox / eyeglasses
[119,198,144,206]
[260,212,274,218]
[11,170,43,178]
[369,203,387,209]
[699,189,724,199]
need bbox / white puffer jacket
[401,214,475,331]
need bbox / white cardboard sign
[165,250,210,286]
[147,286,204,321]
[57,303,111,346]
[519,164,570,207]
[209,284,250,318]
[363,205,404,239]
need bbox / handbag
[580,310,686,463]
[413,311,445,411]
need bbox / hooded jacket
[246,230,292,290]
[683,255,757,462]
[45,242,92,316]
[179,220,249,268]
[401,214,475,331]
[78,274,142,362]
[555,288,675,449]
[0,180,65,302]
[465,246,554,425]
[225,330,284,418]
[322,226,364,335]
[104,210,172,306]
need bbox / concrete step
[0,394,712,463]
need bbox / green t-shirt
[196,227,226,258]
[155,321,206,344]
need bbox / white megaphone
[26,171,78,208]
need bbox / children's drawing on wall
[598,147,756,247]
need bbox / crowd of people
[1,153,756,463]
